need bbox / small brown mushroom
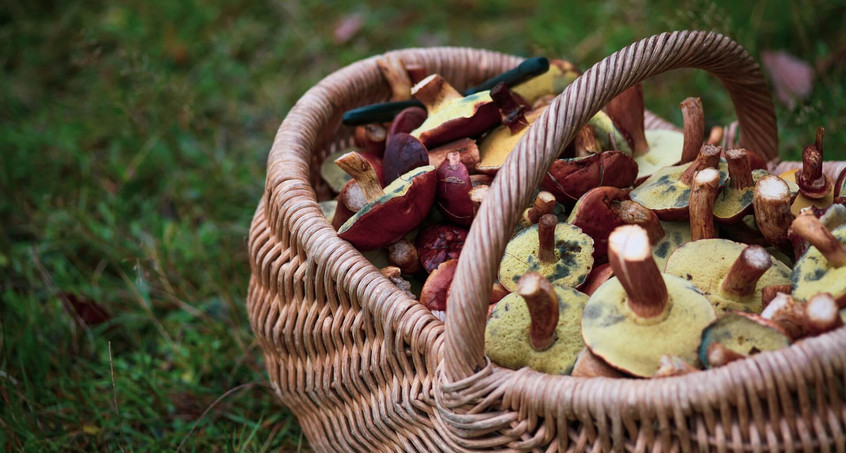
[382,133,430,185]
[780,127,835,215]
[498,214,594,292]
[427,138,479,171]
[485,272,588,374]
[435,152,474,225]
[540,151,638,205]
[581,225,715,377]
[420,259,458,311]
[699,312,790,368]
[664,239,791,314]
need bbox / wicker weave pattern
[248,32,846,451]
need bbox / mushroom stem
[653,355,697,378]
[608,225,668,319]
[720,245,772,297]
[517,272,559,352]
[762,284,793,309]
[469,185,489,217]
[680,97,705,164]
[376,55,412,101]
[790,211,846,267]
[411,74,463,112]
[753,175,794,247]
[537,214,557,263]
[490,83,529,133]
[335,152,386,202]
[355,124,387,156]
[388,239,421,275]
[805,293,843,335]
[706,343,746,368]
[606,84,649,157]
[726,149,755,189]
[428,138,479,171]
[613,200,665,245]
[707,126,724,146]
[524,191,557,226]
[689,168,721,241]
[679,144,722,185]
[574,124,600,156]
[761,293,806,340]
[796,127,830,199]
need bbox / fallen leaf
[61,292,111,326]
[761,50,815,108]
[333,14,364,44]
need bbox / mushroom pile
[319,56,846,378]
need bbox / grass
[1,0,843,450]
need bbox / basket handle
[442,31,778,382]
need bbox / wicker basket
[247,31,846,451]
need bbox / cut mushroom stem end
[706,343,747,368]
[720,245,772,297]
[726,148,754,189]
[689,168,721,241]
[517,272,560,352]
[335,152,386,202]
[608,225,668,320]
[791,211,846,268]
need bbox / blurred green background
[2,0,844,450]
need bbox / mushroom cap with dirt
[581,225,715,377]
[664,239,791,314]
[498,215,594,292]
[485,274,588,375]
[698,312,791,369]
[790,219,846,305]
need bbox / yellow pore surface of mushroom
[499,223,594,292]
[510,62,578,105]
[713,169,769,221]
[633,129,685,180]
[582,275,715,377]
[792,224,846,302]
[699,313,790,368]
[485,285,588,375]
[665,239,791,314]
[411,91,493,137]
[630,160,728,216]
[651,221,690,270]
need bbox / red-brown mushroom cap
[540,151,638,205]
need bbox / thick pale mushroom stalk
[753,175,794,247]
[335,152,386,202]
[517,272,560,351]
[720,245,772,297]
[607,225,668,319]
[791,211,846,267]
[679,97,705,164]
[689,168,721,241]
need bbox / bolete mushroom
[604,86,696,180]
[664,240,791,314]
[761,292,843,340]
[476,106,544,175]
[789,213,846,305]
[629,144,726,221]
[382,133,429,185]
[780,127,834,215]
[321,149,385,193]
[337,155,437,250]
[540,150,638,205]
[485,272,588,375]
[699,312,790,369]
[581,225,715,377]
[753,175,796,248]
[713,149,770,223]
[498,214,594,292]
[410,74,500,148]
[688,168,722,240]
[435,152,473,225]
[519,191,557,229]
[419,259,458,312]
